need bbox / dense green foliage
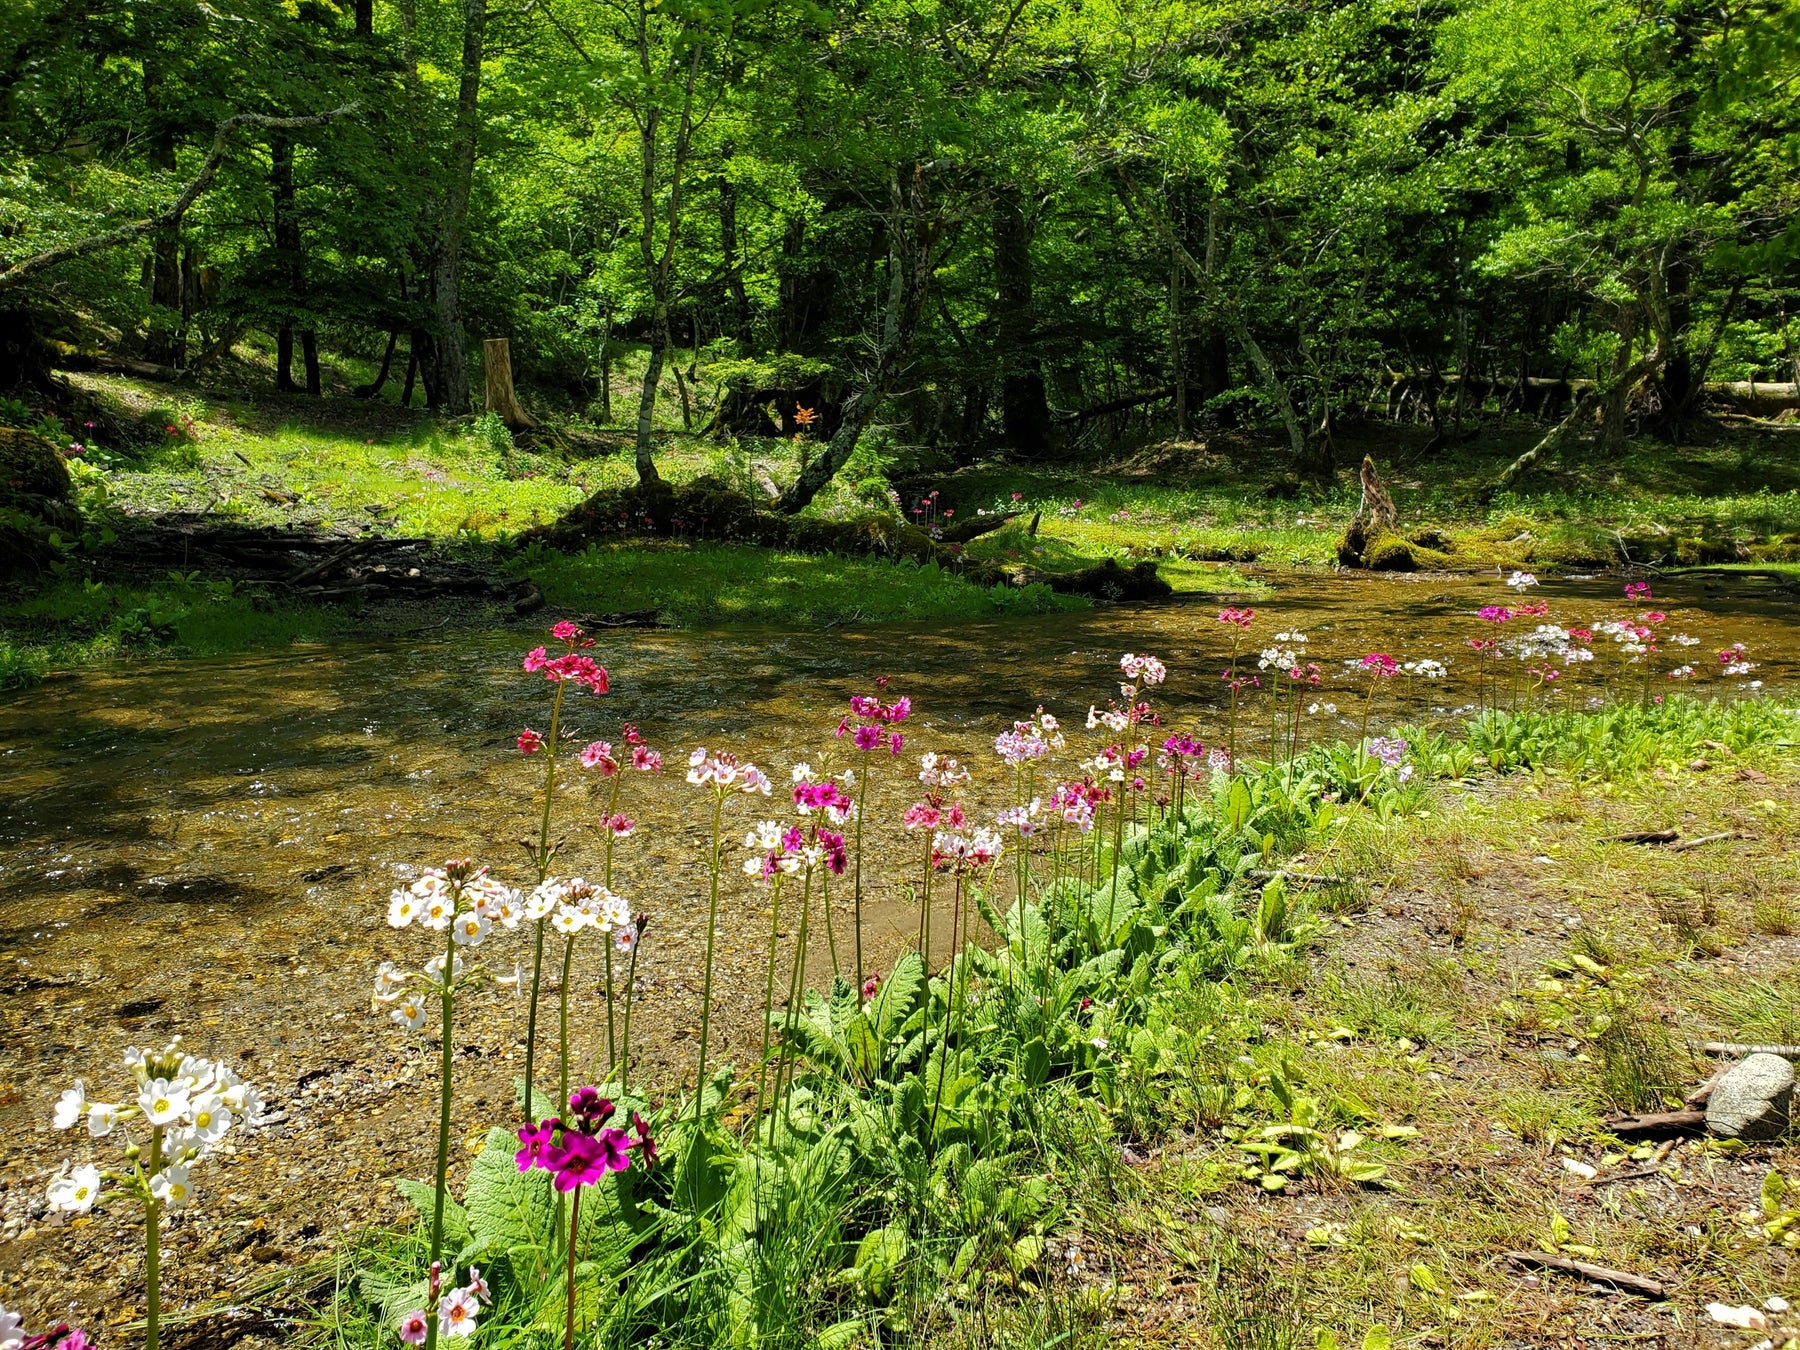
[3,0,1796,490]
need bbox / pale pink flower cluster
[686,747,772,794]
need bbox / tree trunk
[1490,392,1595,497]
[598,302,613,423]
[272,134,303,393]
[401,348,419,406]
[1119,176,1305,462]
[277,323,298,392]
[483,337,536,427]
[431,0,487,414]
[142,54,185,367]
[356,330,400,398]
[301,328,321,395]
[1170,239,1188,436]
[777,167,937,515]
[992,188,1052,456]
[355,0,373,35]
[719,144,749,346]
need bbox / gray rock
[1706,1052,1796,1140]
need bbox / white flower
[438,1287,481,1338]
[452,911,492,947]
[598,891,631,931]
[464,875,516,915]
[374,961,407,999]
[53,1081,86,1130]
[485,894,523,929]
[1505,571,1539,589]
[419,892,455,930]
[747,820,783,851]
[137,1078,190,1127]
[47,1163,102,1213]
[791,762,812,783]
[524,879,567,920]
[222,1080,267,1125]
[123,1046,146,1071]
[0,1304,22,1350]
[1089,1036,1109,1051]
[551,907,589,935]
[393,995,429,1030]
[422,952,465,986]
[88,1102,119,1137]
[150,1163,192,1209]
[189,1093,232,1143]
[387,890,420,928]
[614,925,638,954]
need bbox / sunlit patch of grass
[0,575,355,688]
[518,540,1086,628]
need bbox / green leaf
[463,1125,554,1274]
[391,1178,472,1248]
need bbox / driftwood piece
[287,539,377,586]
[1687,1065,1729,1107]
[1602,1109,1706,1139]
[1667,830,1748,852]
[1504,1251,1665,1299]
[1611,829,1680,844]
[1703,1042,1800,1058]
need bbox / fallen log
[1504,1251,1665,1299]
[1611,829,1680,844]
[937,510,1022,544]
[1602,1109,1706,1139]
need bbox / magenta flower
[1624,581,1651,600]
[523,646,549,673]
[1360,653,1398,677]
[1477,606,1513,623]
[551,620,583,643]
[397,1310,430,1345]
[853,725,881,751]
[630,1111,659,1164]
[516,1120,556,1171]
[888,730,904,755]
[517,728,545,754]
[1216,607,1255,628]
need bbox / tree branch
[0,105,357,294]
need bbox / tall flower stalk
[516,621,611,1125]
[378,860,517,1350]
[837,684,910,984]
[685,748,772,1126]
[1216,608,1255,771]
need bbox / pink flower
[398,1310,430,1345]
[551,620,583,642]
[517,728,544,754]
[581,740,617,772]
[632,746,662,772]
[1216,607,1255,628]
[903,803,941,831]
[523,646,549,672]
[1011,492,1023,501]
[607,814,635,837]
[1360,653,1398,677]
[516,1120,556,1171]
[1478,606,1512,623]
[888,730,904,756]
[1640,610,1666,624]
[1624,581,1651,600]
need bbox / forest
[2,0,1797,494]
[5,2,1800,1350]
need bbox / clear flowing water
[0,570,1792,1319]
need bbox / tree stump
[482,338,537,429]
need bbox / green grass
[519,540,1085,627]
[0,574,355,689]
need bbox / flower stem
[428,922,456,1350]
[620,928,643,1094]
[853,747,871,982]
[602,940,617,1082]
[558,934,575,1113]
[692,792,726,1122]
[523,678,568,1125]
[144,1126,163,1350]
[564,1183,582,1350]
[753,874,785,1139]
